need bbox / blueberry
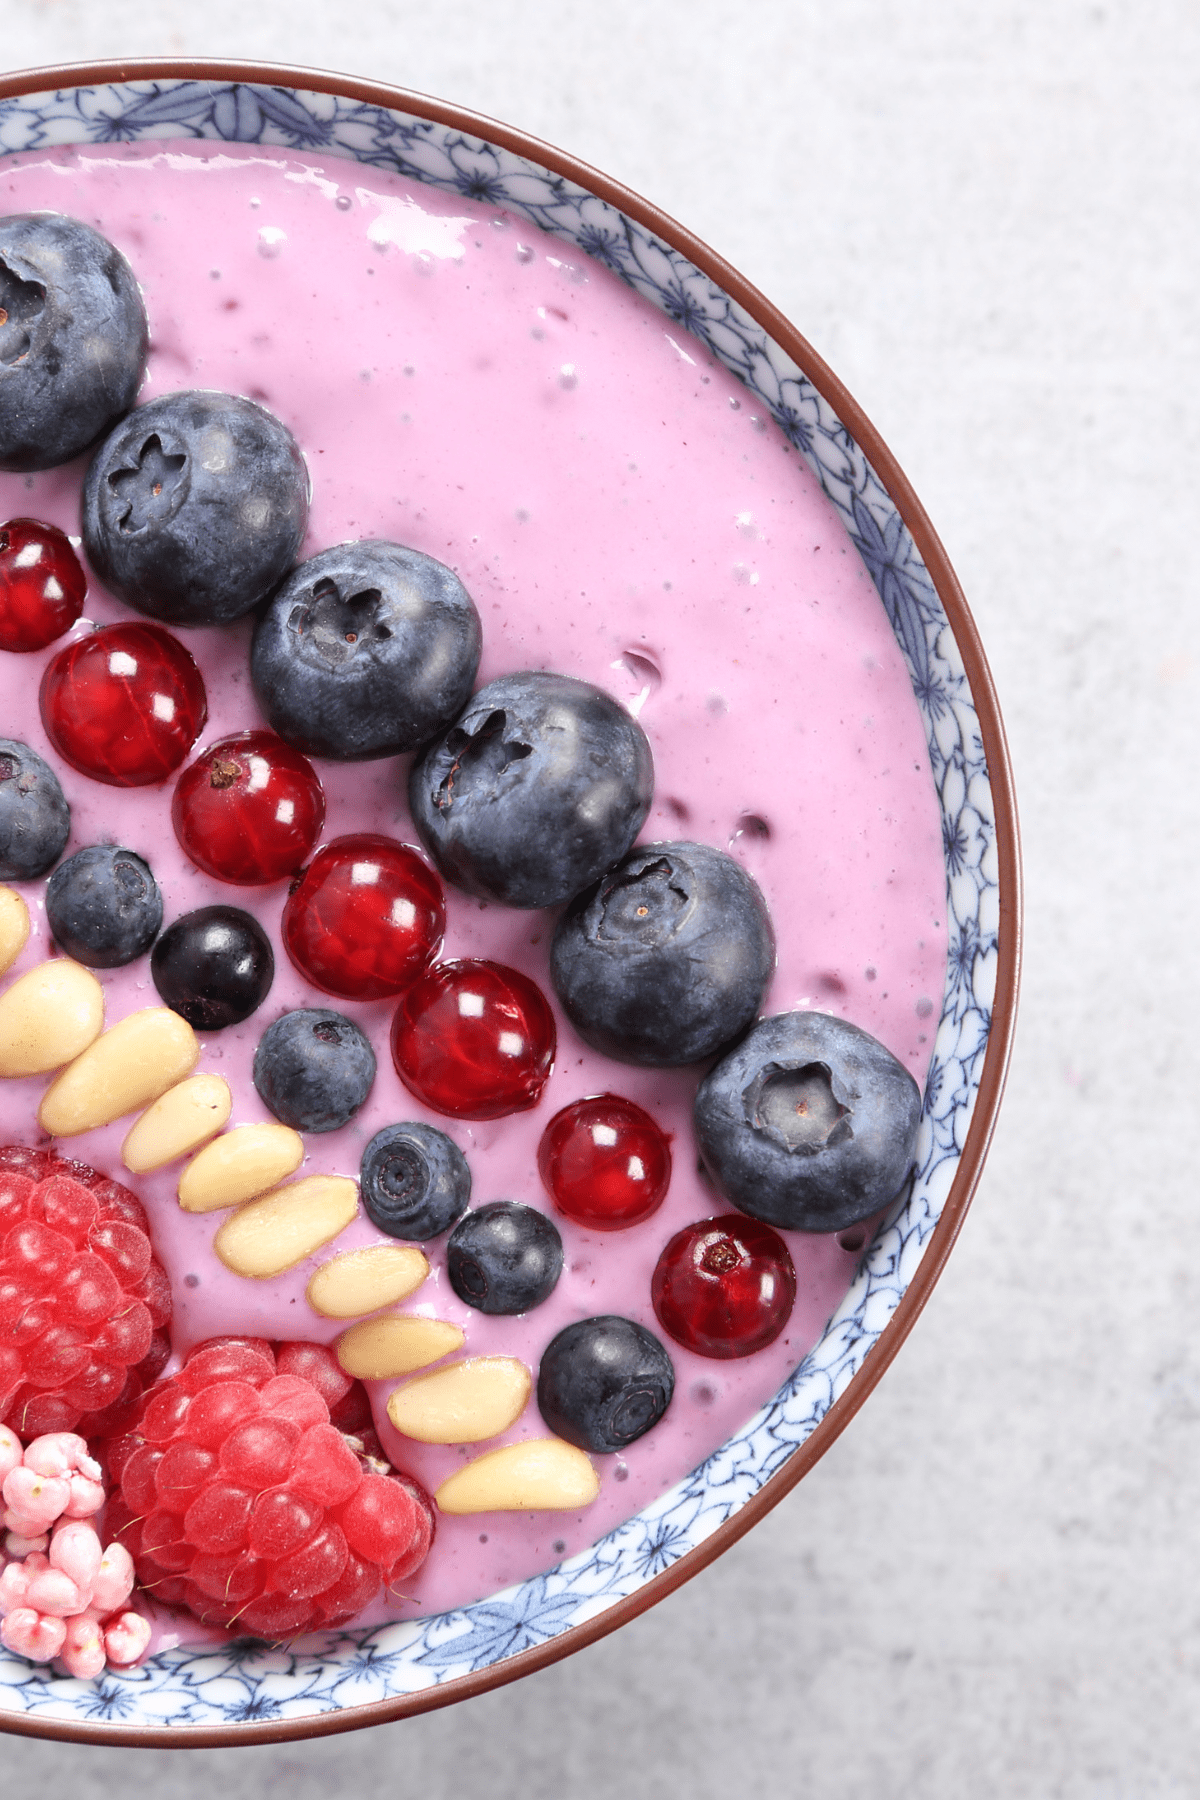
[0,739,69,880]
[360,1121,471,1241]
[537,1316,675,1454]
[151,905,274,1030]
[693,1011,924,1233]
[82,390,308,627]
[45,844,161,967]
[409,672,654,909]
[250,541,482,760]
[446,1201,563,1314]
[253,1007,376,1134]
[550,841,774,1065]
[0,213,148,473]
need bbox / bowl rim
[0,55,1022,1747]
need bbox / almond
[213,1175,358,1279]
[122,1074,232,1173]
[0,886,29,976]
[335,1316,463,1380]
[37,1006,196,1134]
[435,1439,600,1514]
[306,1245,430,1319]
[178,1121,305,1214]
[386,1356,531,1444]
[0,958,104,1078]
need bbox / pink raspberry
[0,1148,172,1441]
[106,1337,434,1642]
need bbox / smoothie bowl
[0,61,1019,1743]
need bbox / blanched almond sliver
[387,1356,531,1444]
[306,1245,430,1319]
[0,886,29,976]
[178,1121,305,1213]
[38,1007,196,1134]
[122,1074,232,1172]
[336,1316,463,1380]
[213,1175,358,1279]
[0,958,104,1078]
[435,1439,600,1514]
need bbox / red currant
[538,1094,671,1231]
[283,834,445,1001]
[0,517,87,652]
[651,1215,796,1359]
[391,959,556,1121]
[172,731,324,885]
[39,622,207,787]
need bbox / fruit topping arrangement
[0,173,942,1665]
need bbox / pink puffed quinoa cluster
[0,1425,151,1676]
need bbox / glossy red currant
[39,622,207,787]
[391,959,556,1121]
[283,834,445,1001]
[0,517,87,652]
[172,731,324,885]
[538,1094,671,1231]
[651,1214,796,1359]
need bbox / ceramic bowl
[0,58,1020,1746]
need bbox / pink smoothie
[0,143,947,1639]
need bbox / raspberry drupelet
[0,1147,172,1440]
[106,1337,434,1641]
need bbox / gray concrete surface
[3,2,1196,1793]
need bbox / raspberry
[108,1338,434,1642]
[0,1149,172,1442]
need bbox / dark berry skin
[0,739,69,880]
[151,906,274,1030]
[172,732,324,886]
[45,844,161,968]
[0,518,87,652]
[537,1316,674,1453]
[651,1216,796,1359]
[82,390,308,627]
[0,213,149,473]
[408,671,654,909]
[446,1201,562,1315]
[253,1008,376,1134]
[360,1122,471,1242]
[693,1011,923,1233]
[251,541,482,760]
[551,841,774,1066]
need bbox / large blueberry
[0,213,148,473]
[409,672,654,909]
[550,841,774,1066]
[446,1201,563,1314]
[693,1011,923,1233]
[360,1121,471,1241]
[537,1316,675,1454]
[0,739,70,881]
[250,541,481,760]
[253,1008,375,1134]
[82,390,308,626]
[151,905,274,1030]
[45,844,161,968]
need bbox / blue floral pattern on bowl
[0,75,999,1732]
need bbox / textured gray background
[3,2,1196,1794]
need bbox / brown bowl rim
[0,56,1022,1748]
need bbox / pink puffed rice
[0,1431,148,1677]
